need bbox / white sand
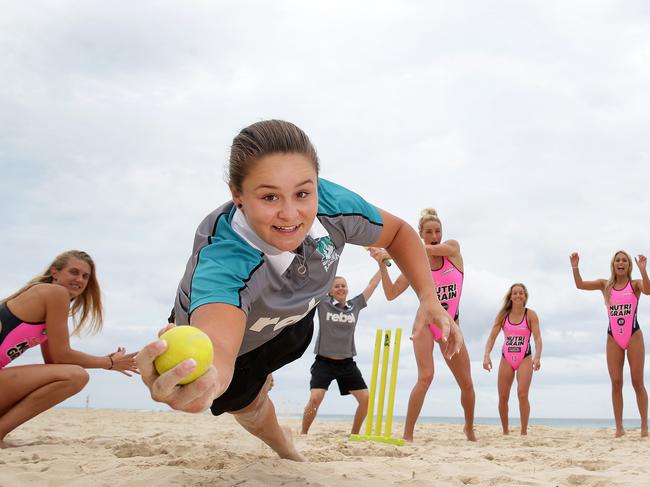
[0,408,647,486]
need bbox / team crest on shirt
[316,236,339,271]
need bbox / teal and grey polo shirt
[172,178,383,356]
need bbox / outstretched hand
[411,298,463,359]
[109,347,139,376]
[636,254,647,272]
[569,252,579,268]
[136,324,223,414]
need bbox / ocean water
[304,414,643,430]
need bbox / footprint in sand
[574,460,613,472]
[566,473,592,485]
[111,442,168,458]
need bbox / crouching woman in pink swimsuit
[571,251,650,437]
[483,283,542,435]
[0,250,138,448]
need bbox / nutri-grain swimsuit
[0,302,47,368]
[428,256,463,340]
[607,281,640,350]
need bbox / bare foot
[502,429,509,435]
[520,430,528,436]
[403,434,414,443]
[615,428,625,438]
[641,427,648,438]
[0,439,7,449]
[463,426,477,442]
[278,425,306,461]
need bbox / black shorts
[309,355,367,396]
[210,308,315,416]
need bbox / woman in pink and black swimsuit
[483,283,542,435]
[370,208,475,442]
[0,250,138,448]
[571,250,650,437]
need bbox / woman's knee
[458,376,474,394]
[233,397,271,435]
[416,370,434,388]
[232,387,271,428]
[498,388,511,402]
[631,376,646,393]
[611,377,624,391]
[63,365,90,392]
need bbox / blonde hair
[495,283,529,326]
[418,208,441,233]
[1,250,104,336]
[604,250,633,306]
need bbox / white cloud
[2,1,649,423]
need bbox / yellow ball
[154,326,214,385]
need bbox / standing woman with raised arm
[369,208,475,442]
[301,271,381,435]
[0,250,138,448]
[483,283,542,435]
[571,251,650,437]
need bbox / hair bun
[420,208,438,218]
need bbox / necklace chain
[295,242,307,275]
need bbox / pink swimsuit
[607,281,639,350]
[0,302,48,368]
[428,256,463,340]
[502,309,532,370]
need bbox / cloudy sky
[2,1,649,422]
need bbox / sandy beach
[0,408,647,486]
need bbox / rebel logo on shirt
[249,298,319,332]
[326,312,356,324]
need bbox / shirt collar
[231,208,329,275]
[329,295,351,310]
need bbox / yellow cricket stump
[350,328,404,446]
